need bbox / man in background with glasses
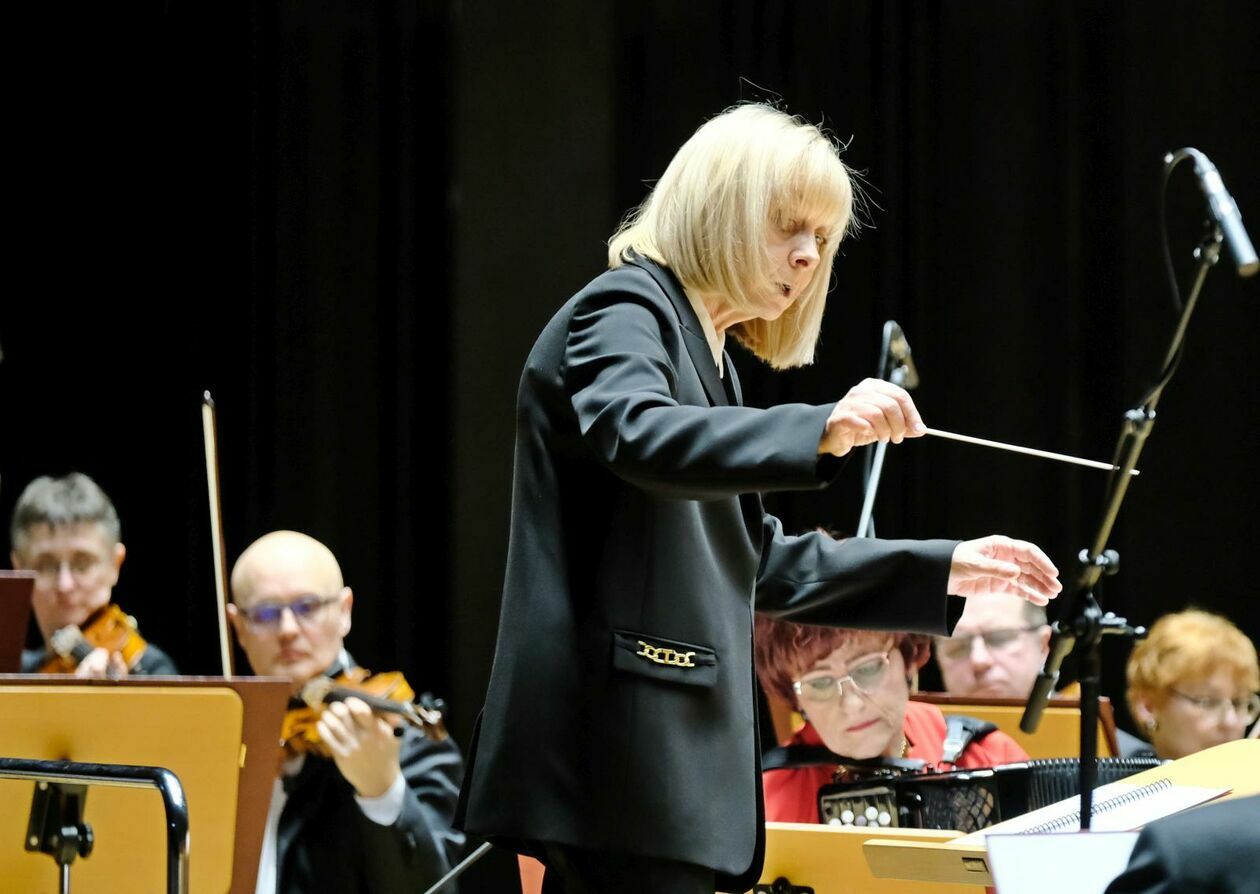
[227,529,464,894]
[9,472,178,676]
[934,591,1050,699]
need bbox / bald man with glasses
[228,530,464,894]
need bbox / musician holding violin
[226,529,464,894]
[10,472,178,677]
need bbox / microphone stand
[857,322,914,538]
[1020,220,1225,830]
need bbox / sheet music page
[1084,784,1230,832]
[987,831,1140,894]
[960,780,1230,839]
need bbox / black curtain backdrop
[2,2,1256,762]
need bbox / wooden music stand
[0,572,35,672]
[912,693,1120,758]
[861,739,1260,888]
[0,675,290,893]
[756,822,969,894]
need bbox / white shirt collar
[682,286,725,378]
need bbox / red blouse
[763,700,1030,824]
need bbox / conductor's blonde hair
[608,104,860,369]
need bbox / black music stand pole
[1021,220,1224,829]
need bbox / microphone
[1176,148,1258,278]
[886,322,920,389]
[858,320,921,538]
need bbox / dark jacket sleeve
[563,287,837,500]
[133,642,180,675]
[1104,821,1183,894]
[754,514,959,636]
[355,729,466,892]
[1104,795,1260,894]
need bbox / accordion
[817,757,1164,833]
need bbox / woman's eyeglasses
[1170,689,1260,725]
[792,651,892,704]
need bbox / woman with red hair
[755,614,1029,823]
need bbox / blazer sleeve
[1103,822,1183,894]
[354,730,466,892]
[563,286,838,500]
[754,514,959,636]
[133,642,180,675]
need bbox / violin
[39,603,149,674]
[280,666,449,758]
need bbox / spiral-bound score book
[863,741,1257,889]
[964,777,1231,839]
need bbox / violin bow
[202,392,236,676]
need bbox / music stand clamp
[756,877,815,894]
[1021,215,1226,830]
[26,780,94,893]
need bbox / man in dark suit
[228,530,464,894]
[10,472,178,675]
[459,104,1061,893]
[1105,795,1260,894]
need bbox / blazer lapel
[275,654,356,883]
[724,353,744,406]
[628,259,766,543]
[632,258,729,408]
[277,758,329,879]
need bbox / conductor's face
[13,521,125,642]
[759,215,824,320]
[228,535,352,692]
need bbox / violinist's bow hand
[74,647,129,679]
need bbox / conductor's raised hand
[818,378,926,457]
[948,535,1062,605]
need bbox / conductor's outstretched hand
[948,535,1062,605]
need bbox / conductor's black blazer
[1105,794,1260,894]
[458,257,958,891]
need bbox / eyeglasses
[28,554,108,583]
[936,626,1043,662]
[1170,689,1260,725]
[792,651,892,705]
[238,593,341,631]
